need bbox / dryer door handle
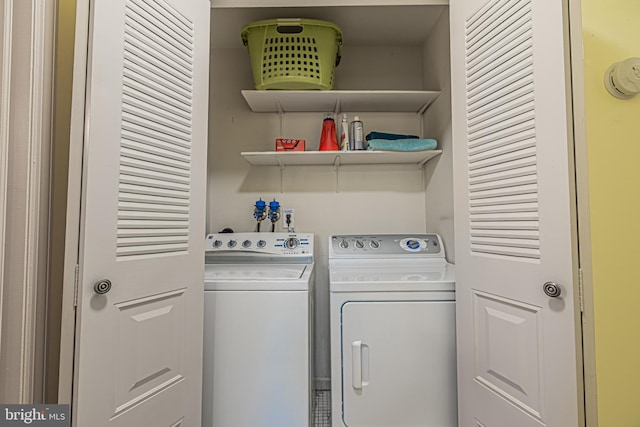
[352,341,369,390]
[352,341,363,389]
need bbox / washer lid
[205,263,307,280]
[204,263,312,291]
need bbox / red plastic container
[319,117,339,151]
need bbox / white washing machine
[202,232,314,427]
[329,234,457,427]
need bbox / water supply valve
[253,198,267,232]
[268,199,281,225]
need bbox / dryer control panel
[330,234,444,258]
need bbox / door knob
[94,279,112,295]
[543,282,561,298]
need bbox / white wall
[208,43,439,381]
[422,9,454,262]
[0,0,55,403]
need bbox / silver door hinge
[73,264,79,308]
[578,268,584,313]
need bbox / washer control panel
[206,232,313,256]
[330,234,444,258]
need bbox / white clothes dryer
[329,234,457,427]
[202,232,314,427]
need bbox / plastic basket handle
[276,24,304,34]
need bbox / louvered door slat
[122,134,190,158]
[465,0,539,261]
[124,79,191,115]
[122,120,190,148]
[127,1,192,51]
[470,193,537,207]
[124,52,192,97]
[468,83,533,124]
[124,16,192,68]
[121,146,190,171]
[467,49,532,94]
[117,0,194,260]
[119,183,189,200]
[470,154,536,177]
[468,102,534,135]
[121,155,190,177]
[470,201,538,215]
[117,219,189,229]
[467,14,531,75]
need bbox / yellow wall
[46,0,76,403]
[582,0,640,425]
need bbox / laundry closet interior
[206,0,454,388]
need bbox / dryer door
[341,300,457,427]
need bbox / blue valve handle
[268,199,281,223]
[254,198,267,221]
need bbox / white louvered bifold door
[451,0,583,426]
[72,0,210,425]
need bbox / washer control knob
[257,240,267,248]
[355,240,364,249]
[370,240,380,249]
[406,240,420,250]
[227,240,237,248]
[339,240,349,249]
[242,240,252,248]
[285,238,299,249]
[213,240,223,248]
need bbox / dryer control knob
[257,240,267,248]
[285,238,299,249]
[213,240,223,248]
[227,240,237,248]
[340,240,349,249]
[406,240,420,250]
[370,240,380,249]
[355,240,364,249]
[242,240,252,248]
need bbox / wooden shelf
[241,150,442,167]
[241,90,441,113]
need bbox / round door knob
[543,282,561,298]
[94,279,112,295]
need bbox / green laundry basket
[241,18,343,90]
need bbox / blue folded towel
[366,131,419,141]
[367,138,437,152]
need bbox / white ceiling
[210,6,446,49]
